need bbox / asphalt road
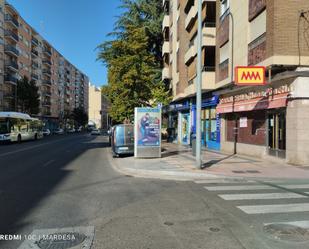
[0,134,309,249]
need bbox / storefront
[200,96,220,150]
[217,84,290,159]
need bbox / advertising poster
[134,107,161,158]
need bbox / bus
[0,112,43,143]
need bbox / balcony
[43,48,52,56]
[32,62,39,69]
[5,75,18,85]
[202,25,216,46]
[43,60,52,66]
[185,4,197,30]
[31,37,39,46]
[162,41,169,56]
[4,14,19,28]
[4,29,19,42]
[31,73,39,81]
[162,14,169,31]
[5,45,19,57]
[43,69,51,76]
[5,61,18,72]
[162,67,170,80]
[42,80,52,86]
[184,42,197,64]
[201,68,215,90]
[31,49,39,57]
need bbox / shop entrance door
[268,110,286,158]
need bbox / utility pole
[196,0,202,168]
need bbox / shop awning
[216,93,289,114]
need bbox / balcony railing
[5,75,18,84]
[42,80,52,85]
[5,14,19,27]
[31,73,39,80]
[6,61,19,71]
[43,60,52,66]
[32,62,39,69]
[4,29,19,42]
[43,69,51,75]
[43,48,52,56]
[31,37,39,46]
[31,49,38,57]
[5,45,19,57]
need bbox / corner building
[162,0,219,150]
[215,0,309,165]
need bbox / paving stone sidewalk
[111,142,309,181]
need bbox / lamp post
[196,0,202,168]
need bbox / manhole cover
[232,171,245,174]
[264,224,309,242]
[209,227,220,232]
[164,221,174,226]
[36,232,86,249]
[246,170,260,173]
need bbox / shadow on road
[201,155,235,169]
[0,135,109,240]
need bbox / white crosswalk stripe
[238,203,309,214]
[201,181,309,216]
[219,192,307,200]
[204,185,275,191]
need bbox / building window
[218,59,229,81]
[248,33,266,65]
[220,0,230,17]
[249,0,266,22]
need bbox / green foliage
[17,76,40,115]
[97,0,171,123]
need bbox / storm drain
[17,226,94,249]
[264,223,309,242]
[36,232,86,249]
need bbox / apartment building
[162,0,218,149]
[88,84,101,129]
[0,1,89,130]
[215,0,309,165]
[163,0,309,166]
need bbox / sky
[9,0,122,87]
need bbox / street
[1,134,309,249]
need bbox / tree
[71,107,88,127]
[97,0,171,123]
[17,76,40,114]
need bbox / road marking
[0,135,84,158]
[195,179,254,184]
[237,203,309,214]
[219,192,307,200]
[280,184,309,189]
[43,160,55,167]
[204,185,275,191]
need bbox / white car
[68,128,76,133]
[42,128,51,136]
[54,128,64,135]
[91,129,101,135]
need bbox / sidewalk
[110,142,309,181]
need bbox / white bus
[0,112,43,143]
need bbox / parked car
[54,128,64,135]
[111,124,134,157]
[68,128,76,133]
[77,127,83,132]
[91,129,101,135]
[42,128,51,136]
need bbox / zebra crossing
[195,179,309,215]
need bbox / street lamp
[196,0,203,168]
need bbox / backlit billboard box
[235,66,266,86]
[134,107,161,158]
